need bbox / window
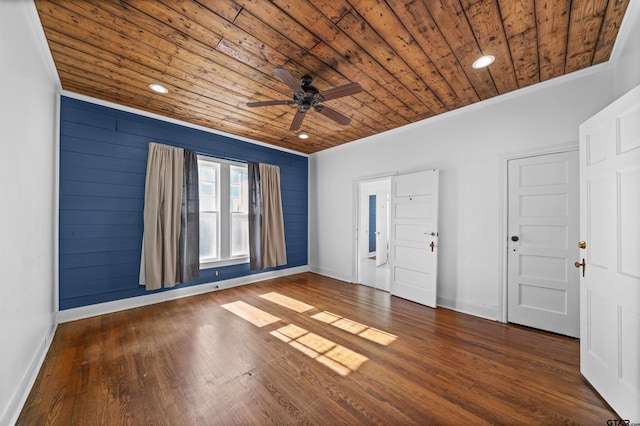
[199,160,219,261]
[230,165,249,256]
[198,156,249,267]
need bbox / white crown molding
[60,90,308,158]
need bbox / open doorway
[355,178,391,291]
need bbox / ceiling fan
[247,68,363,131]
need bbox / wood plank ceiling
[35,0,630,154]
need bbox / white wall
[0,1,59,424]
[613,1,640,97]
[310,65,619,319]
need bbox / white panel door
[375,190,389,267]
[390,170,439,308]
[579,84,640,422]
[507,151,580,337]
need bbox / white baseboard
[57,266,309,323]
[308,265,353,283]
[437,296,498,321]
[2,322,57,426]
[307,268,499,322]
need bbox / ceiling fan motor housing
[295,75,320,111]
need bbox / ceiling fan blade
[273,68,304,95]
[317,82,362,102]
[247,100,291,107]
[289,109,307,131]
[315,105,351,125]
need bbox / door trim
[497,142,578,323]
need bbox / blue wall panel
[59,96,308,310]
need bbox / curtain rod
[149,142,251,165]
[195,151,249,165]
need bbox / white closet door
[507,151,580,337]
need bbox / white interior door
[375,189,388,267]
[390,170,439,308]
[507,151,580,337]
[579,85,640,422]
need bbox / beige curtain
[139,143,184,290]
[259,163,287,268]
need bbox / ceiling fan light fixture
[298,133,309,139]
[149,83,169,94]
[472,55,495,69]
[247,68,363,132]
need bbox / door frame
[497,141,578,323]
[352,172,396,285]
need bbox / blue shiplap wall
[368,195,376,253]
[59,96,308,310]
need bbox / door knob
[575,259,586,277]
[578,241,586,249]
[511,236,519,242]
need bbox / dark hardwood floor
[18,272,617,425]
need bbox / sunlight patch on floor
[259,292,315,313]
[270,325,368,376]
[273,323,307,340]
[221,301,280,327]
[312,311,397,346]
[223,298,376,376]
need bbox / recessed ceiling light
[298,133,309,139]
[472,55,495,69]
[149,83,169,94]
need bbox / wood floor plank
[17,272,618,425]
